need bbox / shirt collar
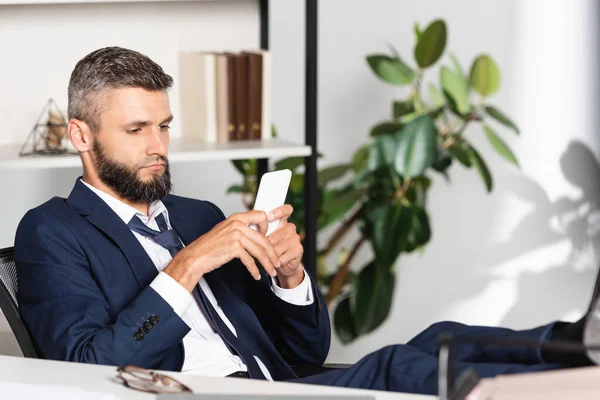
[80,178,167,225]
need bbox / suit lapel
[163,200,197,247]
[66,178,158,289]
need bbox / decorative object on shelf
[19,98,77,157]
[227,18,521,343]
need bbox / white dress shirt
[80,180,313,379]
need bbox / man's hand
[266,205,305,289]
[163,210,280,292]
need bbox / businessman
[14,47,595,395]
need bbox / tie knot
[127,213,183,257]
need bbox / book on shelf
[178,49,272,144]
[178,52,217,144]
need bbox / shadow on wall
[482,140,600,326]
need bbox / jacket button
[134,332,143,341]
[144,320,153,330]
[149,315,159,325]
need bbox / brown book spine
[236,54,249,140]
[245,52,263,140]
[225,53,238,142]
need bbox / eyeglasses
[116,365,193,394]
[436,333,600,400]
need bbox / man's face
[90,87,173,204]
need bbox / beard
[92,139,173,204]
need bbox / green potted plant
[228,18,520,343]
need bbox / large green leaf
[318,164,352,187]
[448,138,472,167]
[317,187,352,230]
[274,157,305,172]
[366,54,416,85]
[406,206,431,252]
[363,166,398,203]
[368,134,397,171]
[351,144,370,172]
[393,99,416,119]
[450,52,468,89]
[370,121,404,137]
[363,203,413,266]
[468,144,493,192]
[470,55,501,97]
[429,83,446,107]
[351,262,395,335]
[432,146,453,173]
[321,187,366,217]
[441,66,471,115]
[232,159,253,176]
[399,106,445,124]
[414,19,447,68]
[394,115,438,178]
[483,124,519,167]
[226,184,247,194]
[485,105,519,134]
[289,174,304,193]
[334,297,358,344]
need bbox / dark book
[244,51,263,140]
[235,53,249,140]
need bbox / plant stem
[412,70,424,112]
[399,175,412,197]
[322,203,365,258]
[389,167,401,190]
[442,135,457,149]
[456,120,469,136]
[325,237,366,306]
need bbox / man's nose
[147,127,168,156]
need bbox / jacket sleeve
[204,201,331,367]
[14,209,190,368]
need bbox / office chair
[0,246,39,358]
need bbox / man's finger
[274,235,299,259]
[231,210,269,235]
[279,243,304,266]
[232,210,270,226]
[239,225,280,267]
[268,204,293,222]
[240,236,279,277]
[267,219,290,246]
[237,250,262,280]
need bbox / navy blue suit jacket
[14,179,330,380]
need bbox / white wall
[317,0,600,363]
[2,0,600,367]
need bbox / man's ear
[68,118,92,152]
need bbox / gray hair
[67,46,174,133]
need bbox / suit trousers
[291,321,569,395]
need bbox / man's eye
[126,128,141,135]
[159,125,171,131]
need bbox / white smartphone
[250,169,292,236]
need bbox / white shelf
[0,138,311,169]
[0,0,225,4]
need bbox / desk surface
[0,355,433,400]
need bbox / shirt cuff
[150,271,194,317]
[271,269,314,306]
